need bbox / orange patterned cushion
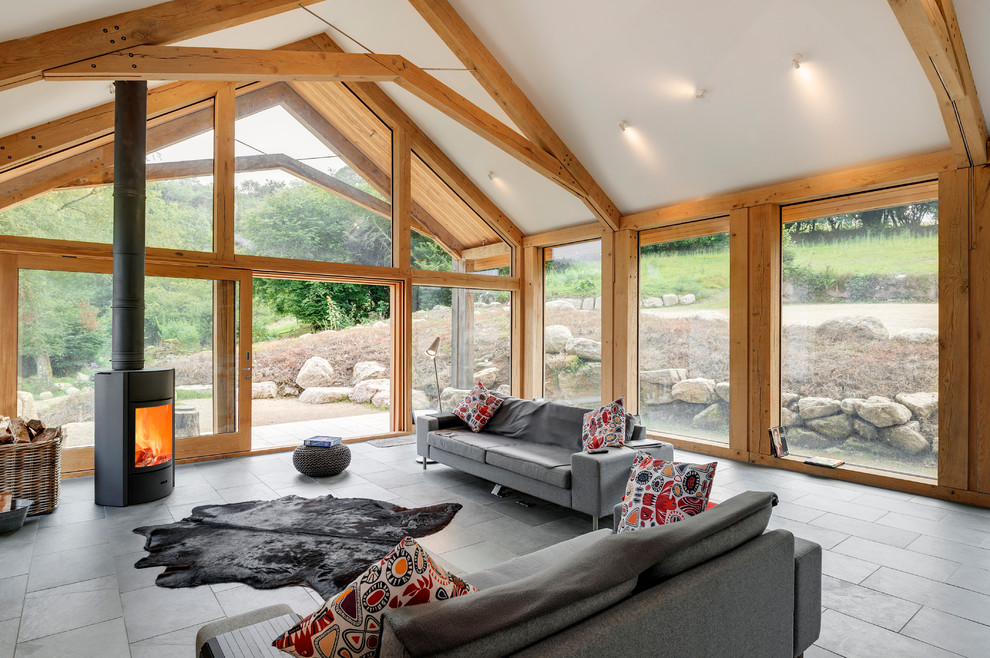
[273,537,476,657]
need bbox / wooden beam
[888,0,988,166]
[521,222,602,248]
[600,228,615,404]
[781,181,939,224]
[622,150,955,231]
[0,0,322,91]
[520,246,544,399]
[45,47,401,83]
[728,209,750,459]
[460,243,510,261]
[46,46,580,204]
[410,269,518,292]
[747,205,781,456]
[306,33,523,248]
[0,254,16,418]
[974,165,990,493]
[609,230,639,410]
[410,0,621,229]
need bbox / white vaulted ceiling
[0,0,984,234]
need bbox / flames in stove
[135,403,173,468]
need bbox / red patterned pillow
[582,397,627,451]
[617,452,717,533]
[453,382,504,432]
[273,536,476,657]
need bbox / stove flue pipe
[111,80,147,371]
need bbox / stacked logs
[0,416,61,445]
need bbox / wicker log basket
[0,428,62,517]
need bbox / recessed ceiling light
[696,88,708,99]
[618,120,630,132]
[488,171,495,181]
[792,53,803,69]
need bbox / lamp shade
[425,336,441,358]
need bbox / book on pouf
[304,436,343,448]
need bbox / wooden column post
[728,209,751,458]
[747,205,781,456]
[600,228,615,405]
[392,126,413,431]
[213,83,235,261]
[974,165,990,493]
[520,245,544,399]
[450,259,474,388]
[0,254,16,418]
[510,245,523,395]
[608,230,639,411]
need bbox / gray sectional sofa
[416,396,674,529]
[198,491,821,658]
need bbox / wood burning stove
[94,80,175,506]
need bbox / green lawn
[786,232,937,277]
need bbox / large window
[781,197,938,477]
[543,240,602,405]
[412,286,511,414]
[638,222,731,442]
[233,87,392,267]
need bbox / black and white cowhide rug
[133,494,461,599]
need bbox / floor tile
[0,519,39,549]
[901,606,990,657]
[36,500,106,528]
[805,644,843,657]
[18,579,122,642]
[31,518,108,556]
[766,517,849,550]
[388,483,457,506]
[470,516,562,555]
[849,493,949,521]
[0,545,33,582]
[445,499,506,528]
[0,575,27,622]
[0,618,18,657]
[440,541,518,575]
[821,550,880,585]
[128,621,212,658]
[773,501,826,524]
[820,574,921,631]
[121,584,224,642]
[214,583,322,618]
[26,546,115,592]
[487,499,571,527]
[328,482,398,501]
[905,534,990,566]
[115,551,161,593]
[216,483,281,504]
[831,537,960,581]
[812,513,920,548]
[790,494,887,523]
[862,567,990,626]
[15,616,129,657]
[876,511,990,547]
[816,609,957,658]
[946,566,990,595]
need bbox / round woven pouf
[292,443,351,477]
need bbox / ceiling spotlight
[619,120,629,132]
[488,171,495,181]
[792,53,803,70]
[696,88,708,99]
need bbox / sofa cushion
[485,442,574,488]
[482,397,586,451]
[617,453,717,532]
[453,382,504,432]
[427,430,512,462]
[582,397,627,451]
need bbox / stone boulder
[350,378,390,404]
[251,381,278,400]
[299,386,352,404]
[895,392,938,419]
[853,418,879,441]
[671,378,717,404]
[715,382,730,403]
[855,396,912,427]
[371,388,391,409]
[781,407,802,427]
[15,391,35,419]
[642,297,664,308]
[39,391,53,400]
[278,382,302,398]
[545,299,576,311]
[441,387,471,411]
[692,403,726,430]
[76,372,90,382]
[473,367,499,388]
[351,361,386,386]
[891,328,938,344]
[496,385,511,396]
[781,392,800,409]
[544,325,573,353]
[806,413,853,439]
[679,293,696,305]
[640,369,687,386]
[817,316,888,341]
[65,386,80,396]
[643,386,675,405]
[296,356,335,389]
[798,397,841,419]
[558,363,602,399]
[565,337,602,361]
[786,427,832,450]
[581,298,596,310]
[412,389,431,410]
[662,294,680,307]
[840,398,866,415]
[594,296,602,310]
[880,421,929,454]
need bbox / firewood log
[35,427,59,443]
[27,418,44,435]
[9,418,31,443]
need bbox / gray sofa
[416,396,674,529]
[198,491,821,658]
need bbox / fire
[135,403,173,468]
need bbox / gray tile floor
[0,441,988,656]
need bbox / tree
[253,279,390,331]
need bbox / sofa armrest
[570,448,639,520]
[415,413,466,459]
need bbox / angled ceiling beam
[0,34,328,176]
[889,0,987,166]
[0,0,322,92]
[301,34,524,248]
[44,47,581,197]
[410,0,621,229]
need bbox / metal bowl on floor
[0,499,33,534]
